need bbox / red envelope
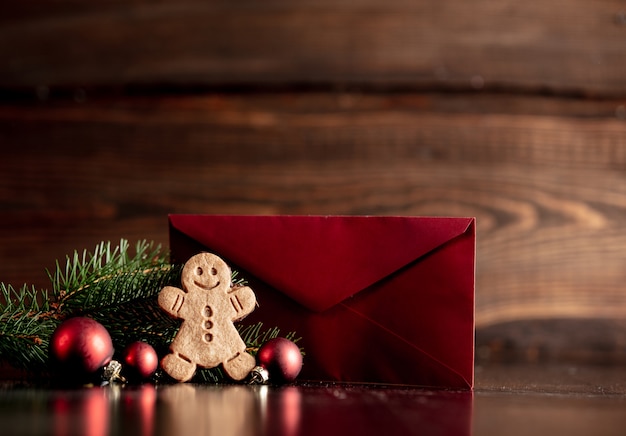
[168,215,475,389]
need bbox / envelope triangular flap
[169,215,473,312]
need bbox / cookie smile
[194,281,220,290]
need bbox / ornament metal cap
[101,360,127,385]
[248,365,270,384]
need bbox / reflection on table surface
[0,382,471,436]
[3,365,626,436]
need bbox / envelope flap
[169,215,473,312]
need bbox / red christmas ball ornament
[49,317,114,380]
[122,341,158,381]
[256,337,303,384]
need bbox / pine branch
[0,284,58,371]
[0,240,181,372]
[49,240,179,315]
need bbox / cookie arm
[228,286,256,321]
[158,286,186,318]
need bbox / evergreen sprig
[0,239,299,382]
[49,239,180,314]
[0,284,57,371]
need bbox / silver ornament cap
[101,360,127,385]
[248,365,270,384]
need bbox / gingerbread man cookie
[158,252,257,382]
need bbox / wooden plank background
[2,0,626,363]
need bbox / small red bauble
[49,317,114,379]
[122,341,158,381]
[257,337,302,383]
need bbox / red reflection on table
[122,384,157,436]
[52,388,110,436]
[273,385,474,436]
[261,386,302,436]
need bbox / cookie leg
[161,352,196,382]
[222,351,256,381]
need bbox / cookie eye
[210,267,217,275]
[196,267,203,276]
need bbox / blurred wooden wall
[2,1,626,364]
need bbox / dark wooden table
[2,363,626,436]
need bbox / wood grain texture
[3,1,626,360]
[1,0,626,96]
[2,93,626,329]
